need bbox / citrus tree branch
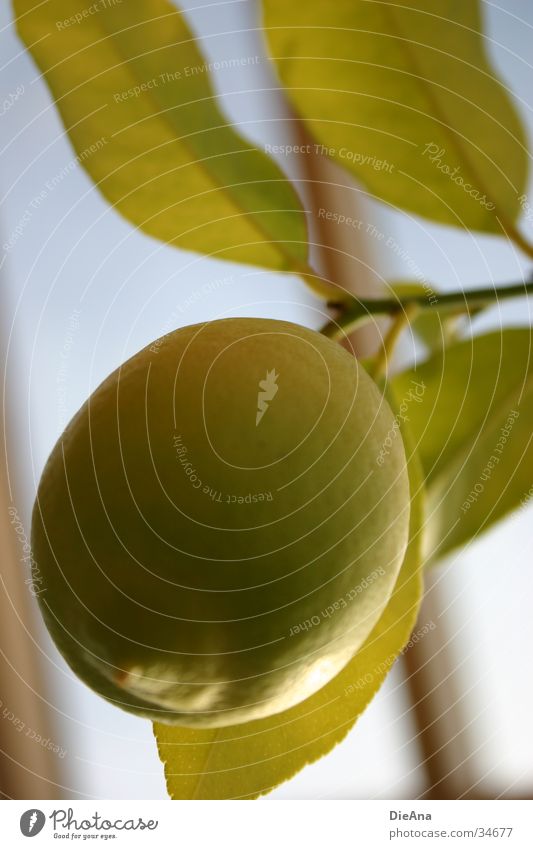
[321,279,533,340]
[368,302,421,382]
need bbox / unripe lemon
[32,318,409,727]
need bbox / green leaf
[154,415,424,799]
[14,0,307,270]
[263,0,528,233]
[390,281,468,353]
[392,329,533,560]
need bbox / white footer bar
[2,799,533,847]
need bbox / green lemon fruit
[32,318,410,727]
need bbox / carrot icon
[256,369,279,425]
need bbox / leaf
[263,0,528,232]
[154,414,424,799]
[392,329,533,560]
[14,0,307,270]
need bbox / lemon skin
[32,318,410,727]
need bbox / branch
[322,279,533,340]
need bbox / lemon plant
[14,0,533,798]
[32,319,410,727]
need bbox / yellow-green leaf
[263,0,528,233]
[14,0,307,270]
[392,329,533,560]
[154,416,424,800]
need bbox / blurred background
[0,0,532,799]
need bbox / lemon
[32,318,409,727]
